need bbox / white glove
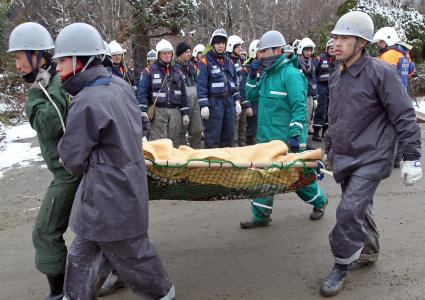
[31,68,51,89]
[182,115,190,126]
[400,160,422,186]
[313,99,318,110]
[141,112,149,119]
[235,101,242,116]
[201,107,209,120]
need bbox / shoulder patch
[201,57,207,65]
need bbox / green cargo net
[146,158,318,200]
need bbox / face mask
[260,55,279,68]
[22,70,38,83]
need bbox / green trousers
[251,181,327,222]
[32,169,81,276]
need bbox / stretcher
[143,139,326,200]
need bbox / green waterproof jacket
[26,75,70,172]
[245,54,308,149]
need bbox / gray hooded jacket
[58,66,148,241]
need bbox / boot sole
[240,222,271,229]
[348,253,378,271]
[97,282,125,297]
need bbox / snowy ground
[0,122,42,177]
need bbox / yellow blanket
[143,139,322,163]
[142,140,322,190]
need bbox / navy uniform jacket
[314,52,336,84]
[137,61,189,115]
[229,54,251,109]
[197,50,241,109]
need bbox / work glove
[245,107,253,117]
[288,136,300,152]
[201,107,209,120]
[31,68,51,89]
[141,111,150,134]
[313,99,318,110]
[249,59,260,78]
[400,160,422,186]
[235,101,242,116]
[182,115,190,126]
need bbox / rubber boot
[46,273,64,300]
[348,253,379,271]
[160,284,176,300]
[322,124,328,138]
[240,217,272,229]
[320,264,348,297]
[312,127,323,142]
[98,270,125,297]
[310,207,325,220]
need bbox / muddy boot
[348,253,379,271]
[312,128,323,142]
[98,270,125,297]
[240,218,271,229]
[46,274,64,300]
[309,207,325,220]
[320,265,348,297]
[322,124,328,137]
[160,284,176,300]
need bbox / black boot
[98,270,125,297]
[312,128,323,142]
[46,274,64,300]
[322,124,328,137]
[320,265,348,297]
[309,207,325,220]
[240,218,271,229]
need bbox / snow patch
[0,123,42,177]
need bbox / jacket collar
[62,66,111,96]
[263,53,292,73]
[345,50,370,77]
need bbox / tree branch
[149,31,176,38]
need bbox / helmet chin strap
[341,38,365,65]
[25,50,43,73]
[72,55,96,75]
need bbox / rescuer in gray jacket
[320,11,422,297]
[55,23,175,300]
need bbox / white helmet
[373,27,400,47]
[8,22,54,52]
[297,37,316,55]
[326,38,334,49]
[248,39,259,59]
[147,49,157,61]
[108,40,124,55]
[156,39,173,53]
[283,44,294,54]
[331,11,374,42]
[103,40,112,57]
[292,39,301,49]
[226,35,244,53]
[192,44,205,57]
[209,28,228,45]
